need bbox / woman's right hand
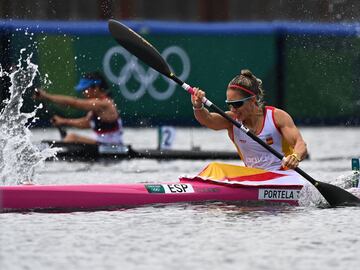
[51,115,66,126]
[191,87,206,109]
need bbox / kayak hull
[0,180,301,212]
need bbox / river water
[0,126,360,270]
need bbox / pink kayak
[0,179,302,212]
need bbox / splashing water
[298,183,327,207]
[0,50,57,185]
[297,171,360,207]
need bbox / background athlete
[36,71,124,145]
[191,69,307,171]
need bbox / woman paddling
[36,71,124,145]
[191,69,307,171]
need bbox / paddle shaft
[170,74,318,186]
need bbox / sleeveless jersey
[90,113,124,145]
[231,106,293,171]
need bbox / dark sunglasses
[225,96,254,109]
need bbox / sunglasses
[225,96,254,109]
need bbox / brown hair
[228,69,265,108]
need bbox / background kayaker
[191,69,307,171]
[35,71,124,145]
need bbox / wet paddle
[108,19,360,207]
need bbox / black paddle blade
[315,180,360,207]
[108,19,172,78]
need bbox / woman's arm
[52,113,91,129]
[274,108,307,168]
[37,89,106,112]
[191,88,232,130]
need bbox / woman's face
[226,88,255,121]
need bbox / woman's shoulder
[265,106,288,116]
[269,106,295,127]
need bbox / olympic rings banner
[2,20,360,126]
[102,45,190,101]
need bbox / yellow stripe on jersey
[281,137,294,156]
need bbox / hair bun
[240,69,254,78]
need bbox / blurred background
[1,0,360,127]
[1,0,360,22]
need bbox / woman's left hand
[33,88,48,100]
[282,153,301,169]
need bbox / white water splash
[330,171,360,189]
[298,171,360,207]
[298,183,327,207]
[0,51,57,185]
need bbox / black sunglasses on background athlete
[225,96,254,109]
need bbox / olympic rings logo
[102,45,190,101]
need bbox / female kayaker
[191,69,307,170]
[36,71,124,145]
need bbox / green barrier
[36,35,79,118]
[285,35,360,124]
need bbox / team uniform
[231,106,293,171]
[90,112,124,145]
